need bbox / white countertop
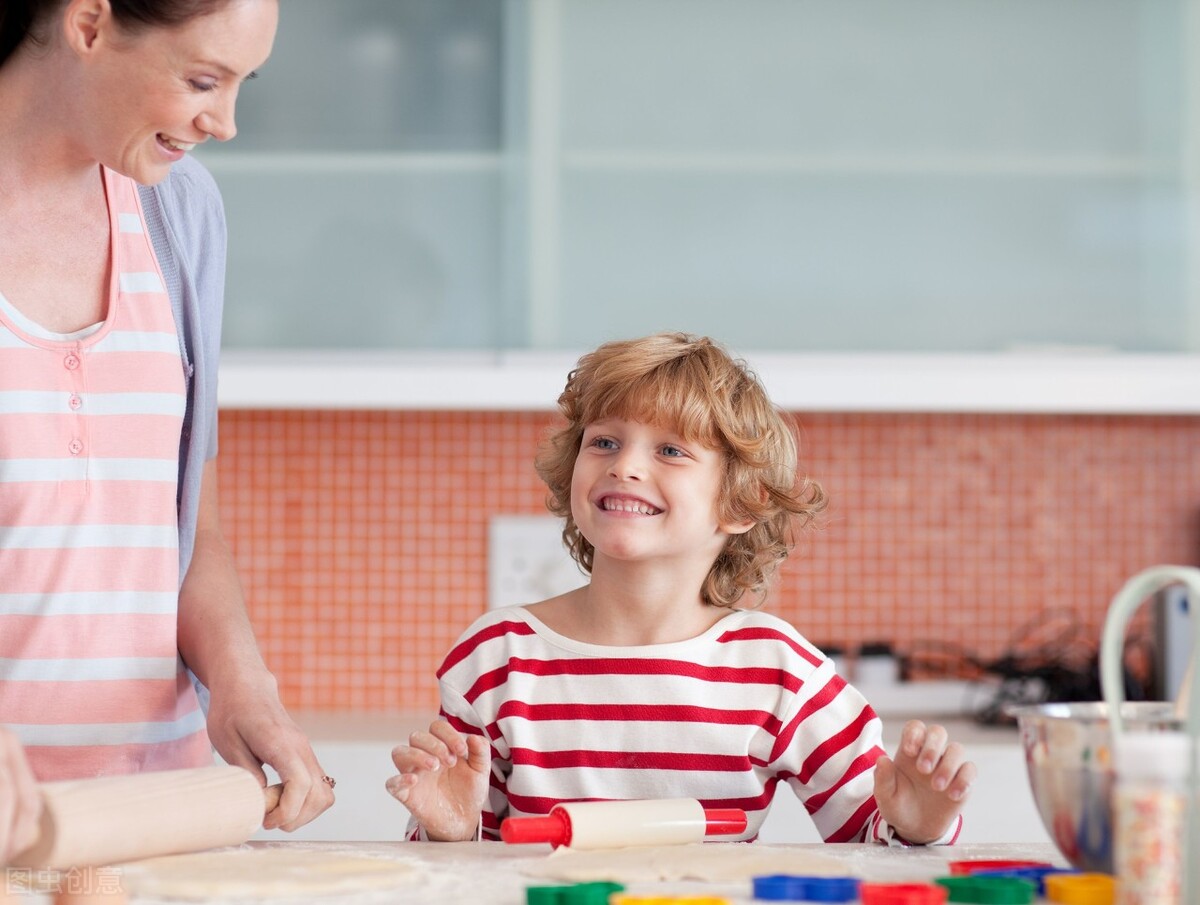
[83,840,1071,905]
[217,349,1200,413]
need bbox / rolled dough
[521,843,846,883]
[117,848,422,900]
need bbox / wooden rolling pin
[8,765,281,870]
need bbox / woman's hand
[873,720,975,844]
[204,674,334,832]
[0,729,42,861]
[386,719,491,841]
[180,461,333,832]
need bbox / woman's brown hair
[1,0,234,68]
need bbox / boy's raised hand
[872,720,975,844]
[386,719,491,841]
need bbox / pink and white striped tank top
[0,166,213,779]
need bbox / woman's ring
[322,775,336,789]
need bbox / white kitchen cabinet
[200,0,1200,411]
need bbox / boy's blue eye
[661,445,684,457]
[593,437,617,450]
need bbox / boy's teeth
[603,498,660,515]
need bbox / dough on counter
[521,842,846,883]
[117,848,422,900]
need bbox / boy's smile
[598,493,662,516]
[572,418,745,570]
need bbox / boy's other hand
[386,719,491,841]
[873,720,975,844]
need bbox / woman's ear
[62,0,113,57]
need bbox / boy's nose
[608,449,645,480]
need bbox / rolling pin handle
[263,783,284,817]
[499,810,571,847]
[703,808,748,837]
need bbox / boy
[387,333,974,845]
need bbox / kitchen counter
[19,840,1072,904]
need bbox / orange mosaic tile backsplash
[216,410,1200,712]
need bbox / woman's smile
[158,133,198,152]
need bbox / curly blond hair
[535,333,826,608]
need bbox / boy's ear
[720,516,756,536]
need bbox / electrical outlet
[488,515,585,608]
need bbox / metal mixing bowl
[1007,701,1183,873]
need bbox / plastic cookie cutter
[859,883,949,905]
[947,861,1052,876]
[969,867,1078,896]
[1043,874,1116,905]
[526,881,625,905]
[934,876,1037,904]
[611,898,731,905]
[752,874,859,902]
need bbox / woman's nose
[196,94,238,142]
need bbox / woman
[0,0,333,858]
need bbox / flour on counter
[521,842,846,883]
[118,846,423,901]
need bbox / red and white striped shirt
[418,606,960,845]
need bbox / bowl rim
[1004,700,1181,724]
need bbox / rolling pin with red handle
[8,765,282,870]
[500,798,748,849]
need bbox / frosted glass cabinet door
[196,0,507,350]
[214,167,503,349]
[556,172,1160,352]
[547,0,1189,352]
[215,0,502,153]
[199,0,1193,353]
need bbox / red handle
[500,810,571,846]
[703,808,748,836]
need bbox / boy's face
[570,417,751,571]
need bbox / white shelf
[217,349,1200,414]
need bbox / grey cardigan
[137,156,227,584]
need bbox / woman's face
[76,0,278,184]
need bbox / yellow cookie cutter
[1044,874,1115,905]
